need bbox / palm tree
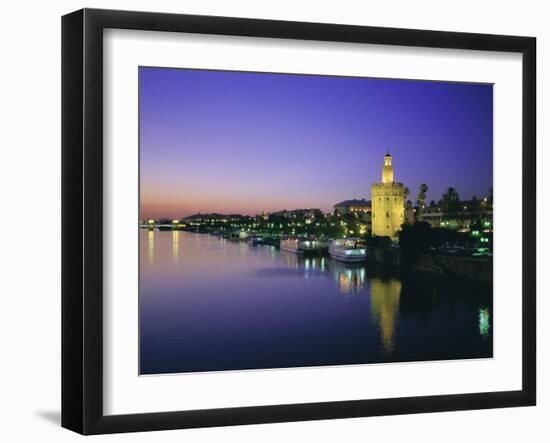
[416,183,428,219]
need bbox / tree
[439,187,461,228]
[404,186,410,201]
[399,222,470,262]
[416,183,428,219]
[399,222,433,261]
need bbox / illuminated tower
[382,151,394,183]
[371,152,405,240]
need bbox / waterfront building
[333,199,372,234]
[420,205,444,227]
[182,213,247,223]
[333,198,371,215]
[371,152,405,240]
[420,198,493,231]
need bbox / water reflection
[140,231,493,374]
[278,252,328,278]
[332,262,366,295]
[172,230,179,262]
[370,279,402,355]
[147,230,155,264]
[279,250,301,270]
[479,308,490,338]
[278,251,365,291]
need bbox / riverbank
[366,245,492,283]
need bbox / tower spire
[382,151,394,183]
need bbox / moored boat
[329,238,367,262]
[280,237,328,255]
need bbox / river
[140,230,492,374]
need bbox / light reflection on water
[140,230,493,375]
[172,230,179,262]
[147,230,154,264]
[479,308,491,338]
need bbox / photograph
[138,67,494,375]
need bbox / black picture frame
[62,8,536,435]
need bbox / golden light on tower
[382,150,394,184]
[371,151,405,240]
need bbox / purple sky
[139,67,493,219]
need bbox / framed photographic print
[62,8,536,434]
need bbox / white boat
[329,238,367,262]
[280,238,328,255]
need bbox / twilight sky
[139,67,493,219]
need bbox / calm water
[140,230,493,375]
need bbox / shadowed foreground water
[140,231,493,375]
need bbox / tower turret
[382,151,394,184]
[371,151,405,240]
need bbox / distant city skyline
[139,67,493,219]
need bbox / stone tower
[371,152,405,240]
